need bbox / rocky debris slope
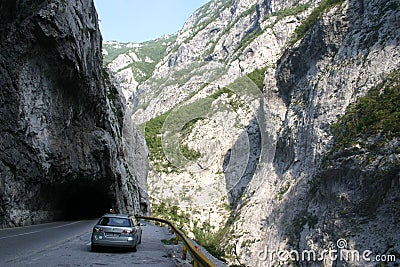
[0,0,149,227]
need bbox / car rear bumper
[91,234,136,247]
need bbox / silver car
[91,214,142,252]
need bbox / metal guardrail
[136,215,216,267]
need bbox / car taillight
[123,229,136,234]
[93,227,103,233]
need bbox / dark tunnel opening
[42,178,115,220]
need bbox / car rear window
[98,217,132,227]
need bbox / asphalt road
[0,220,177,266]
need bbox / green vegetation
[144,72,261,172]
[271,3,311,21]
[276,182,291,201]
[209,86,245,112]
[180,144,202,161]
[192,221,227,260]
[103,35,177,83]
[180,118,204,139]
[103,35,176,65]
[210,87,234,99]
[236,27,262,53]
[146,62,216,91]
[143,111,180,173]
[143,111,169,162]
[191,211,241,262]
[203,2,258,58]
[289,0,345,46]
[103,44,133,66]
[330,70,400,150]
[161,238,178,245]
[151,202,191,231]
[247,66,268,90]
[151,201,236,261]
[178,118,204,161]
[143,104,204,172]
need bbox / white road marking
[0,221,82,240]
[0,221,60,231]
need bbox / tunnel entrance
[42,178,115,220]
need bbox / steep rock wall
[124,0,319,232]
[0,0,149,227]
[94,0,399,265]
[229,0,400,266]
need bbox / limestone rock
[0,0,149,227]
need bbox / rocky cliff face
[110,0,320,232]
[0,0,149,227]
[227,0,400,266]
[104,0,399,265]
[102,36,177,103]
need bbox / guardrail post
[182,244,187,260]
[175,234,179,245]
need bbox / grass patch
[143,105,204,172]
[161,238,178,245]
[143,111,180,173]
[210,87,234,99]
[180,144,201,161]
[247,66,268,90]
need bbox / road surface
[0,220,177,266]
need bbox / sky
[93,0,211,43]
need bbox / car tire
[91,244,98,252]
[131,244,137,252]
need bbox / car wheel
[131,244,137,252]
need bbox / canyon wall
[0,0,149,227]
